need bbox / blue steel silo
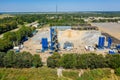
[107,37,112,48]
[42,38,48,52]
[98,36,105,49]
[50,28,55,50]
[101,37,105,47]
[98,37,102,48]
[50,27,59,52]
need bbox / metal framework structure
[50,28,59,52]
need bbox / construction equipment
[116,44,120,53]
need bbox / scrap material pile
[58,29,102,49]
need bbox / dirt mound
[61,29,81,39]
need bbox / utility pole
[56,4,58,14]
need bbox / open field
[78,68,120,80]
[0,67,119,80]
[0,14,14,19]
[91,23,120,40]
[0,67,79,80]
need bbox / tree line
[1,13,120,33]
[0,26,35,52]
[0,51,42,68]
[47,53,120,69]
[1,51,120,70]
[15,14,87,26]
[92,19,120,23]
[0,17,17,34]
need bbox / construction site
[20,25,120,62]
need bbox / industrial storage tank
[107,37,112,48]
[41,38,48,52]
[98,36,105,49]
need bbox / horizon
[0,0,120,12]
[1,11,120,14]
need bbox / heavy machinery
[116,44,120,53]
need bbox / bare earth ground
[21,28,52,63]
[21,27,107,63]
[91,23,120,40]
[58,30,102,54]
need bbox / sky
[0,0,120,12]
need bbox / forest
[47,53,120,69]
[1,12,120,34]
[0,17,17,34]
[0,26,35,52]
[0,51,42,68]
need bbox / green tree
[86,53,107,69]
[0,39,13,52]
[0,52,5,67]
[60,54,77,69]
[75,53,108,69]
[106,54,120,69]
[0,18,17,34]
[47,52,61,68]
[32,54,42,68]
[75,54,88,69]
[3,51,16,68]
[115,67,120,76]
[3,32,17,42]
[16,52,33,68]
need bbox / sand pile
[62,29,78,38]
[58,30,102,48]
[58,30,85,48]
[59,29,84,40]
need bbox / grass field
[78,68,120,80]
[0,67,79,80]
[0,67,120,80]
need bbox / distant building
[51,26,71,30]
[32,23,39,28]
[26,22,39,28]
[51,26,98,30]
